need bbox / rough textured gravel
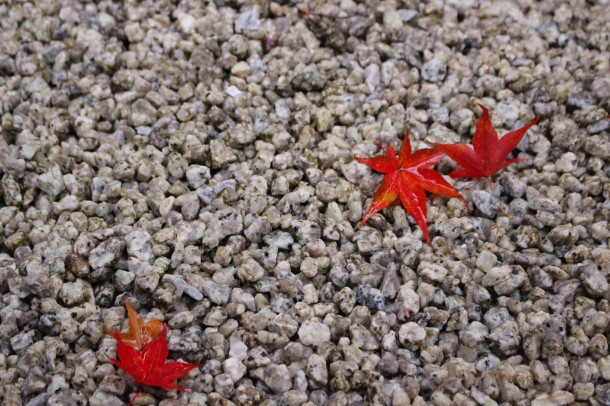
[0,0,609,405]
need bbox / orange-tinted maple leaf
[108,325,202,403]
[116,301,164,350]
[355,131,466,244]
[428,104,540,179]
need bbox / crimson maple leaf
[108,325,202,404]
[428,105,540,179]
[355,131,466,244]
[115,301,163,350]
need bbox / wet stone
[2,0,609,404]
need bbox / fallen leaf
[116,301,163,350]
[428,104,540,179]
[108,325,202,403]
[355,131,466,244]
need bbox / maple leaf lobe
[355,132,465,244]
[354,142,398,173]
[429,104,540,179]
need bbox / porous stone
[298,319,330,346]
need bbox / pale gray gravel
[0,0,609,405]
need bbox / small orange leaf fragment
[116,301,164,350]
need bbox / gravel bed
[1,0,609,405]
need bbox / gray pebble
[421,59,447,83]
[482,265,528,295]
[235,8,260,33]
[264,363,292,393]
[88,238,125,270]
[472,190,500,218]
[186,165,211,189]
[36,164,65,196]
[298,319,331,346]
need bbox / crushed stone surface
[0,0,609,405]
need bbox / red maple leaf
[108,325,202,404]
[428,104,540,179]
[355,131,466,244]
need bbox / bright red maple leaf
[355,131,466,244]
[428,104,540,179]
[108,325,202,404]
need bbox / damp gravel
[0,0,609,405]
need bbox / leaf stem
[499,203,511,218]
[127,387,143,406]
[487,177,512,219]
